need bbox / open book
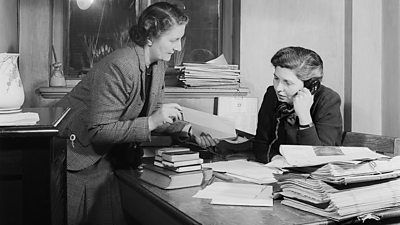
[279,145,388,167]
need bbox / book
[140,164,203,189]
[161,150,199,162]
[155,146,191,156]
[153,160,164,168]
[164,164,202,173]
[162,158,204,167]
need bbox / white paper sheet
[194,182,273,206]
[181,106,237,139]
[202,159,278,184]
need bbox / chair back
[341,131,400,156]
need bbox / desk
[117,167,400,225]
[0,107,68,225]
[117,168,326,225]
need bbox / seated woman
[253,46,343,163]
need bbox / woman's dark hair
[129,2,189,46]
[270,46,323,80]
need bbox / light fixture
[77,0,94,10]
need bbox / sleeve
[296,90,343,146]
[87,59,151,144]
[253,86,279,163]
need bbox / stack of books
[139,147,204,189]
[153,147,203,172]
[175,63,240,89]
[274,145,400,221]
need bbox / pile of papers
[175,55,240,89]
[274,145,400,221]
[0,112,40,126]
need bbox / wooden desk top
[117,169,328,225]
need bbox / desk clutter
[274,145,400,222]
[139,147,204,189]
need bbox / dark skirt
[67,156,127,225]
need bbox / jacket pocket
[65,112,91,147]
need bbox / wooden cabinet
[0,108,68,225]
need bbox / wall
[241,0,345,115]
[0,0,18,53]
[382,0,400,137]
[351,0,382,134]
[19,0,52,107]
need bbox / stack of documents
[0,112,39,126]
[291,157,400,184]
[275,145,400,221]
[175,55,240,89]
[279,178,400,221]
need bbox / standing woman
[253,46,342,163]
[56,2,209,225]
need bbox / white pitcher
[0,53,25,110]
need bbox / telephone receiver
[303,78,321,95]
[276,78,321,118]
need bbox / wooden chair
[341,131,400,156]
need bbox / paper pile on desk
[275,144,400,221]
[193,182,273,207]
[0,112,39,126]
[175,54,240,89]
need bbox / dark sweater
[253,85,343,163]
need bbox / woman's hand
[194,132,220,149]
[293,88,313,125]
[148,103,183,131]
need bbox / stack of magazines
[274,145,400,221]
[175,55,240,89]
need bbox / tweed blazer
[57,43,167,171]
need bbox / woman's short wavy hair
[271,46,323,81]
[129,2,189,46]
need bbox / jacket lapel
[131,43,146,101]
[147,61,165,114]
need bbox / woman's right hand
[148,103,183,131]
[194,132,220,149]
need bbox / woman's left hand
[194,133,220,149]
[293,88,313,123]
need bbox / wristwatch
[299,122,314,129]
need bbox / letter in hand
[194,132,220,149]
[148,103,183,131]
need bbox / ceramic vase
[50,62,66,87]
[0,53,25,110]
